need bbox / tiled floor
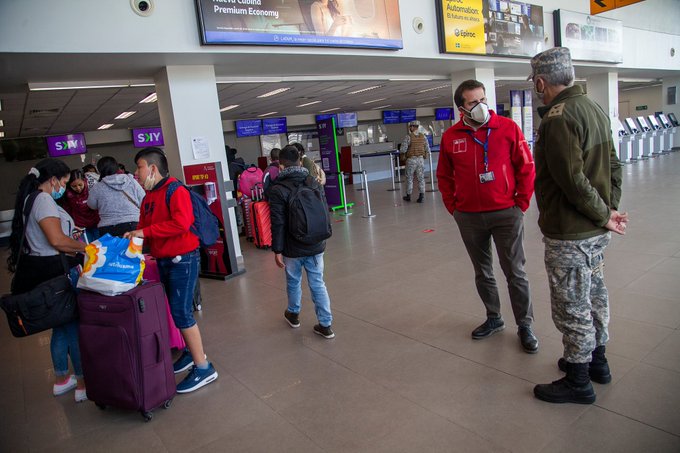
[2,152,680,452]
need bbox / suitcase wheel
[142,411,153,422]
[163,399,173,409]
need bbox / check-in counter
[646,115,665,155]
[635,117,654,158]
[657,114,676,152]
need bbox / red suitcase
[77,282,175,421]
[250,184,272,249]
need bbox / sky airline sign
[46,134,87,157]
[132,127,164,148]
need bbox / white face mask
[143,172,156,190]
[534,80,545,102]
[463,102,490,125]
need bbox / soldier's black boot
[558,345,611,384]
[402,194,411,202]
[534,362,596,404]
[416,193,424,203]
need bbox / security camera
[131,0,154,17]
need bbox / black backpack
[283,176,332,245]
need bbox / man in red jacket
[437,79,538,353]
[125,147,218,393]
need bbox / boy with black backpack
[268,145,335,339]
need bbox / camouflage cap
[408,120,420,127]
[527,47,573,81]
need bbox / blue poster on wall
[316,118,343,209]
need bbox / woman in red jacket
[61,169,100,242]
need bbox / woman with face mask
[61,169,100,242]
[8,158,88,402]
[87,156,146,238]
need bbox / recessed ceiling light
[389,78,433,81]
[0,132,4,138]
[372,105,392,110]
[139,93,157,103]
[98,124,114,130]
[258,111,278,117]
[0,120,3,127]
[362,98,387,104]
[320,108,340,113]
[257,88,291,98]
[297,100,322,107]
[347,85,382,95]
[416,84,450,94]
[115,111,136,119]
[0,100,3,111]
[220,104,239,112]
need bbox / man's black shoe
[534,377,596,404]
[518,326,539,354]
[416,194,424,203]
[284,310,300,328]
[402,194,411,202]
[471,318,505,339]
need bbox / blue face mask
[51,184,66,200]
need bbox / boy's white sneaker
[53,375,77,396]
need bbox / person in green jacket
[528,47,628,405]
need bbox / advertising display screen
[262,117,287,135]
[337,112,358,128]
[383,110,400,124]
[0,137,48,162]
[235,119,263,137]
[554,9,623,63]
[435,108,453,120]
[132,127,164,148]
[400,109,417,123]
[435,0,544,57]
[196,0,403,50]
[46,134,87,157]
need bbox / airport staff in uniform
[400,120,430,203]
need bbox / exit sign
[635,105,648,111]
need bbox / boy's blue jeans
[283,253,332,327]
[157,249,200,329]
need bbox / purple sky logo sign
[46,134,87,157]
[132,127,164,148]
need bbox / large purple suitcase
[78,282,175,421]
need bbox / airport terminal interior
[1,0,680,451]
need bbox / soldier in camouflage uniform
[529,47,628,405]
[400,120,430,203]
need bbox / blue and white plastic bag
[77,234,145,296]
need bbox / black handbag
[0,192,78,337]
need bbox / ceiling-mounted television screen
[435,0,544,57]
[0,137,48,162]
[262,117,287,135]
[337,112,358,128]
[400,109,417,123]
[46,134,87,157]
[235,119,263,138]
[383,110,400,124]
[435,108,453,121]
[196,0,403,50]
[554,9,623,63]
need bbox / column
[449,67,496,122]
[154,65,242,259]
[587,72,619,151]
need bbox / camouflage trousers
[543,232,611,363]
[405,156,425,195]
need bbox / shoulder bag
[0,192,78,337]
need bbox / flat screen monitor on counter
[46,134,87,157]
[383,110,400,124]
[235,119,263,138]
[132,127,164,148]
[337,112,358,128]
[262,117,287,135]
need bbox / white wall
[619,86,664,120]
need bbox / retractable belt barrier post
[387,152,399,192]
[426,152,438,192]
[355,170,376,218]
[338,171,352,216]
[355,154,365,191]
